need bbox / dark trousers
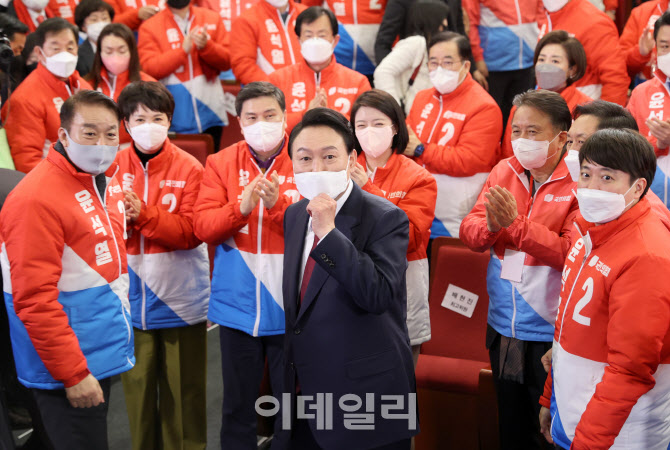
[31,377,112,450]
[488,67,535,130]
[488,332,552,450]
[289,417,411,450]
[219,326,286,450]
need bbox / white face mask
[129,123,168,154]
[301,38,334,66]
[543,0,568,12]
[295,169,348,200]
[22,0,49,11]
[535,63,567,91]
[657,52,670,76]
[64,130,118,175]
[564,149,581,182]
[242,120,284,154]
[86,21,110,44]
[265,0,287,8]
[511,133,560,170]
[41,49,78,78]
[576,181,638,224]
[356,126,394,158]
[429,66,461,95]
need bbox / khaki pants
[121,322,207,450]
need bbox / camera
[0,34,12,70]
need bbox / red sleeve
[540,370,552,409]
[134,164,203,250]
[459,171,505,252]
[415,102,502,177]
[2,196,90,387]
[230,15,271,84]
[571,255,670,449]
[626,89,670,157]
[114,8,142,30]
[198,16,231,71]
[362,171,437,255]
[505,195,579,271]
[138,22,189,80]
[463,0,483,62]
[264,192,293,227]
[193,155,250,245]
[586,20,629,106]
[5,94,47,173]
[619,9,651,78]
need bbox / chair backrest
[170,133,214,167]
[422,238,490,363]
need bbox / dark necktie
[299,235,319,303]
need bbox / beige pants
[121,322,207,450]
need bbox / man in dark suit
[280,107,417,450]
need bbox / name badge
[500,249,525,283]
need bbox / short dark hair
[21,31,37,61]
[573,100,639,132]
[579,129,656,198]
[405,1,450,44]
[534,30,587,85]
[74,0,115,30]
[87,24,141,89]
[295,7,338,37]
[35,18,78,48]
[117,81,175,121]
[350,89,409,154]
[427,31,472,62]
[513,89,572,132]
[60,90,120,131]
[235,81,286,116]
[289,107,355,157]
[654,11,670,40]
[0,13,29,41]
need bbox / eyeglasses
[427,59,462,71]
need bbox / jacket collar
[99,66,131,96]
[357,151,400,182]
[35,62,81,94]
[506,150,571,192]
[128,137,176,172]
[575,196,652,249]
[299,54,338,79]
[431,72,474,101]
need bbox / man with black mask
[137,0,230,150]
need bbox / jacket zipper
[278,10,295,64]
[251,158,276,336]
[103,74,117,99]
[91,171,131,344]
[426,96,443,142]
[140,162,150,330]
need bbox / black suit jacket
[282,183,417,450]
[76,40,95,78]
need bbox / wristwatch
[414,144,425,158]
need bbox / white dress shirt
[298,179,353,290]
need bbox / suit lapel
[297,184,363,322]
[285,202,310,324]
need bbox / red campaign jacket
[502,85,592,159]
[12,0,53,32]
[627,70,670,157]
[539,0,629,105]
[93,67,156,145]
[110,0,163,30]
[193,138,298,335]
[229,0,305,84]
[195,0,258,31]
[541,198,670,449]
[3,63,91,173]
[115,139,210,329]
[619,0,667,81]
[46,0,77,24]
[0,148,133,388]
[268,57,371,132]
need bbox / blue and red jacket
[193,138,298,336]
[115,139,210,330]
[0,148,135,389]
